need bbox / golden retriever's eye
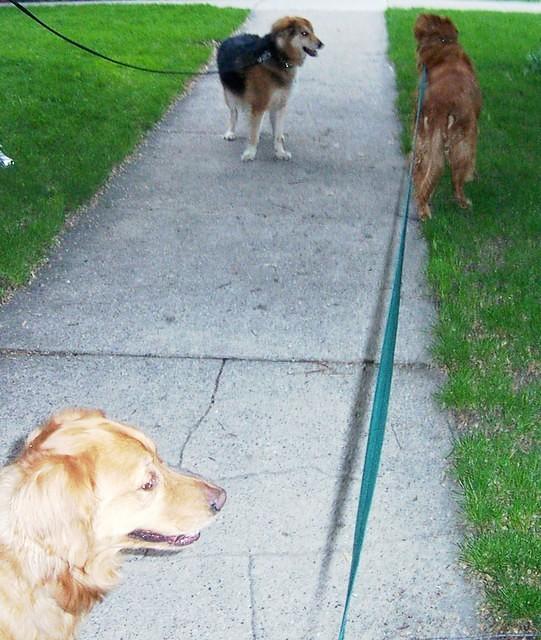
[140,472,158,491]
[301,30,309,37]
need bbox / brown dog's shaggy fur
[413,14,482,220]
[0,409,226,640]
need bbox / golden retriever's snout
[206,485,227,513]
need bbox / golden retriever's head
[271,16,324,66]
[15,409,225,560]
[414,14,459,47]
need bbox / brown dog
[413,14,482,220]
[0,409,226,640]
[218,16,324,161]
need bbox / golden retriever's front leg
[270,107,291,160]
[242,108,264,161]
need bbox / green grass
[386,9,541,631]
[0,3,248,296]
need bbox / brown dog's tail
[413,115,446,219]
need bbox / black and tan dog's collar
[256,49,292,69]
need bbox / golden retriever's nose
[206,485,227,513]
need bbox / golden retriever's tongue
[129,529,200,546]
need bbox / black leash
[5,0,221,76]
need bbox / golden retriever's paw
[223,131,236,141]
[274,149,292,161]
[241,147,257,162]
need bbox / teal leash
[337,66,427,640]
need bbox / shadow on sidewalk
[305,164,409,637]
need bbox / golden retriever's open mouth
[303,46,318,57]
[128,529,201,547]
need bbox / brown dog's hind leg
[413,120,445,220]
[449,128,477,209]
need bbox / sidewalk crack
[179,359,225,466]
[391,422,404,450]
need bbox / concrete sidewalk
[0,4,482,639]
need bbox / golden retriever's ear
[14,453,95,569]
[26,408,106,451]
[13,450,101,613]
[51,407,106,424]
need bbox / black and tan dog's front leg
[270,107,291,160]
[242,108,265,161]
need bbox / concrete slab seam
[0,348,434,370]
[413,634,541,640]
[248,554,258,640]
[220,466,341,483]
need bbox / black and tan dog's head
[271,16,324,65]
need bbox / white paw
[224,131,236,141]
[275,149,292,161]
[241,147,257,162]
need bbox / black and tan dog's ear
[271,16,295,36]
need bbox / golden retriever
[413,14,482,220]
[217,16,324,161]
[0,408,226,640]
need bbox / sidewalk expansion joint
[0,347,433,370]
[175,530,462,562]
[248,554,258,640]
[221,467,345,482]
[178,359,225,467]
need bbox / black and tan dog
[217,16,323,161]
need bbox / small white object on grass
[0,147,14,168]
